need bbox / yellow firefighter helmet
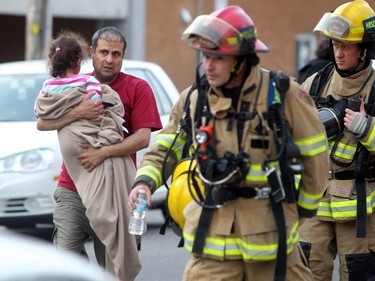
[314,0,375,43]
[167,159,204,230]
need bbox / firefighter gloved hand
[348,112,368,137]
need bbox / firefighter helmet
[167,159,204,230]
[181,5,269,55]
[314,0,375,43]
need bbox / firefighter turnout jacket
[301,62,375,224]
[134,65,328,262]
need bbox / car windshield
[0,74,45,122]
[0,66,174,122]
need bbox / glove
[348,112,368,136]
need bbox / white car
[0,229,116,281]
[0,59,179,230]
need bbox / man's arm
[77,128,151,172]
[36,94,104,131]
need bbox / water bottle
[128,189,147,235]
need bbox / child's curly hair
[47,30,89,78]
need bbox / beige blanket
[35,85,141,281]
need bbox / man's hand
[344,101,368,136]
[129,184,152,210]
[77,143,107,172]
[74,93,104,120]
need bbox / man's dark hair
[91,26,127,54]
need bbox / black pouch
[346,252,375,281]
[299,241,312,267]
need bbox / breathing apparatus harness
[160,66,301,281]
[310,62,375,238]
[193,70,301,281]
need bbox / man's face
[90,38,124,84]
[202,53,241,88]
[332,41,361,71]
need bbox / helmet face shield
[315,0,375,44]
[314,12,355,42]
[182,15,245,55]
[182,5,269,55]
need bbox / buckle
[366,166,375,182]
[328,170,334,180]
[254,187,272,200]
[265,166,286,202]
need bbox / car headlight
[0,148,56,173]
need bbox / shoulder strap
[270,70,290,96]
[267,70,291,153]
[266,70,292,281]
[366,79,375,116]
[309,62,334,104]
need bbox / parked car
[0,228,116,281]
[0,59,179,230]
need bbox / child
[40,30,102,101]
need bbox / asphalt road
[132,210,190,281]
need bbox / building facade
[0,0,350,91]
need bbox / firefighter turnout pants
[182,242,313,281]
[299,214,375,281]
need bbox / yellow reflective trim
[224,238,242,256]
[246,164,268,182]
[295,133,327,156]
[317,205,356,218]
[246,163,302,191]
[336,142,356,151]
[329,142,356,160]
[298,188,323,210]
[154,134,183,146]
[203,237,225,257]
[135,165,162,187]
[153,134,186,160]
[183,222,300,261]
[294,174,301,190]
[363,126,375,151]
[271,83,281,105]
[337,142,357,156]
[246,162,280,183]
[317,191,375,219]
[227,37,239,45]
[333,150,355,159]
[294,133,325,146]
[351,26,364,34]
[183,231,198,254]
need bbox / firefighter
[299,1,375,280]
[129,6,328,281]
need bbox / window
[295,33,317,72]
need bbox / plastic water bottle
[128,189,147,235]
